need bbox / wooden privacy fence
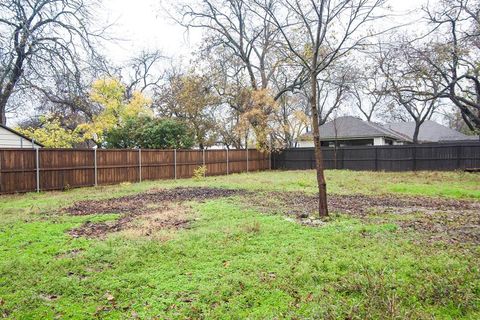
[0,148,270,194]
[272,142,480,172]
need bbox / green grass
[0,170,479,319]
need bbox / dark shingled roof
[386,120,478,143]
[301,116,410,141]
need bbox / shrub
[104,117,194,149]
[193,165,207,180]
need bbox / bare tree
[378,40,442,144]
[28,55,113,128]
[174,0,281,91]
[214,108,245,149]
[316,65,352,125]
[172,0,309,147]
[420,0,480,134]
[350,62,387,121]
[124,50,167,99]
[259,0,386,217]
[0,0,103,125]
[269,91,309,147]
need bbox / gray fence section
[271,142,480,171]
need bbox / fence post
[138,149,142,182]
[226,148,229,175]
[203,149,206,177]
[0,150,2,194]
[269,150,272,170]
[246,148,249,172]
[174,149,177,180]
[374,147,378,171]
[93,148,98,186]
[35,147,40,192]
[412,145,417,171]
[456,145,462,170]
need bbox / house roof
[300,116,410,142]
[385,120,478,143]
[0,124,44,147]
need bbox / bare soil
[65,187,245,238]
[246,192,480,244]
[63,187,480,244]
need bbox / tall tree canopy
[0,0,103,125]
[77,78,152,145]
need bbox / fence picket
[272,143,480,172]
[0,148,269,194]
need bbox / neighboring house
[297,116,410,147]
[386,120,478,143]
[0,124,43,148]
[297,116,477,148]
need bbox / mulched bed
[65,187,246,238]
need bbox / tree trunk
[0,105,6,125]
[310,76,329,217]
[412,121,421,144]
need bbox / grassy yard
[0,170,479,319]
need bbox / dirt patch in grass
[246,192,480,244]
[55,248,85,259]
[65,187,245,238]
[64,186,480,243]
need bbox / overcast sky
[100,0,428,65]
[8,0,433,125]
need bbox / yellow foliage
[193,165,207,180]
[239,88,278,150]
[172,75,218,115]
[16,116,83,148]
[78,78,152,143]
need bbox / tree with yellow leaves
[77,78,153,145]
[156,74,219,149]
[237,88,278,150]
[16,116,83,148]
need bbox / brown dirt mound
[247,192,480,244]
[66,187,244,216]
[261,192,479,217]
[65,187,245,238]
[64,186,480,244]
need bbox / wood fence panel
[376,146,408,171]
[0,148,270,194]
[97,150,139,185]
[273,142,480,172]
[176,150,202,178]
[206,150,227,176]
[342,148,376,171]
[248,150,270,171]
[228,150,248,173]
[415,145,456,171]
[141,150,174,181]
[0,149,36,193]
[39,149,95,190]
[462,145,480,169]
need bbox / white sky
[99,0,201,64]
[100,0,427,64]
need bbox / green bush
[104,117,194,149]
